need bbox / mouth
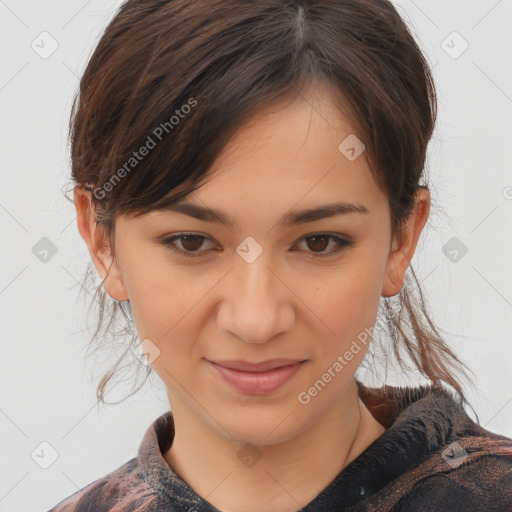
[208,358,306,372]
[207,358,307,395]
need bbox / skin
[75,80,430,512]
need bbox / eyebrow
[158,200,369,229]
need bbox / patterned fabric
[48,380,512,511]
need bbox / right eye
[160,233,216,258]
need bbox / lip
[209,358,305,372]
[208,359,306,395]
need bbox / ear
[73,186,129,301]
[381,187,430,298]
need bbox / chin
[213,407,311,448]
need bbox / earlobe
[381,251,406,298]
[73,186,129,301]
[98,256,130,301]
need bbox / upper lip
[209,358,305,372]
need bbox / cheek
[298,268,382,394]
[120,250,202,340]
[304,260,383,338]
[123,239,385,370]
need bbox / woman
[49,0,512,510]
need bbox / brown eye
[305,235,330,253]
[295,233,354,258]
[160,232,353,259]
[160,233,215,258]
[179,234,206,251]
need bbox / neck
[164,379,386,512]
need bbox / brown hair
[65,0,476,414]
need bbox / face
[76,81,429,446]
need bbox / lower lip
[208,361,304,395]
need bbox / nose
[216,255,294,344]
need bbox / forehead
[123,81,390,229]
[191,82,385,213]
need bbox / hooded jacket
[48,380,512,511]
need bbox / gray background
[1,0,511,510]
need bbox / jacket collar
[137,380,486,510]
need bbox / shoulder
[46,457,162,512]
[395,434,512,512]
[357,380,512,510]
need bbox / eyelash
[159,232,354,259]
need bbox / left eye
[295,233,353,257]
[160,233,353,258]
